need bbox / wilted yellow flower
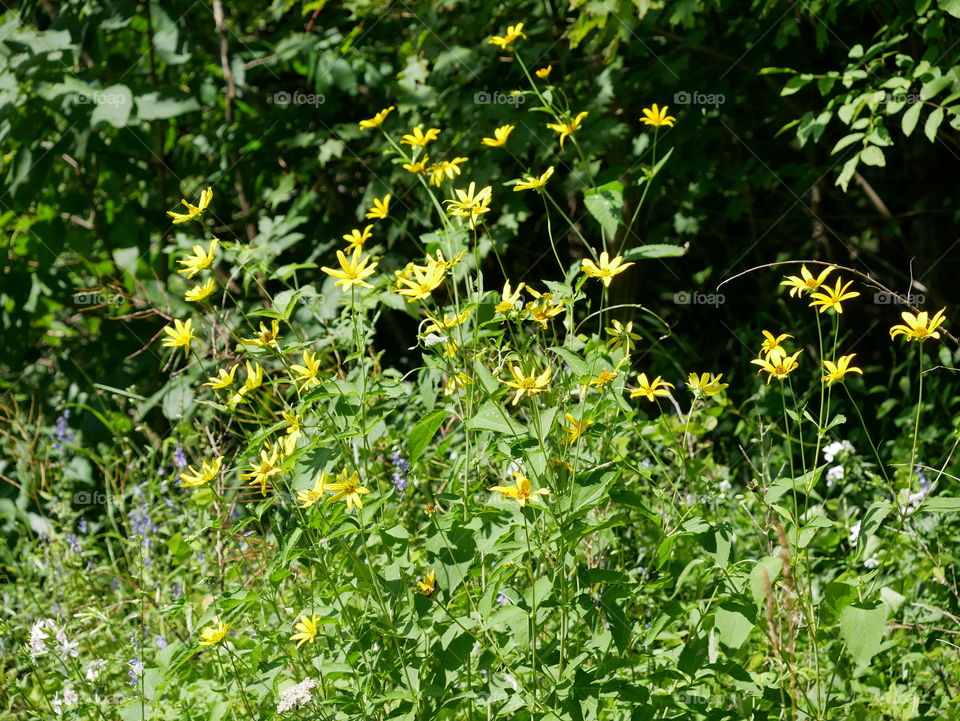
[536,65,552,79]
[751,352,801,384]
[630,373,674,401]
[423,309,471,335]
[179,456,223,488]
[502,364,552,405]
[821,354,863,384]
[428,157,469,187]
[809,278,860,314]
[640,104,676,128]
[403,155,430,174]
[489,471,550,507]
[241,361,264,392]
[242,320,280,348]
[581,251,634,287]
[513,166,554,192]
[444,182,492,228]
[290,613,320,648]
[687,372,728,397]
[605,319,642,352]
[444,371,472,395]
[167,187,213,224]
[204,363,239,390]
[561,412,592,443]
[365,195,391,220]
[780,264,835,297]
[396,259,446,302]
[185,277,217,303]
[400,126,440,147]
[161,318,196,357]
[546,111,588,148]
[321,247,379,291]
[343,225,374,251]
[358,105,394,130]
[890,308,948,342]
[198,619,229,646]
[417,569,437,596]
[496,280,525,313]
[489,23,526,49]
[325,469,370,511]
[239,443,284,495]
[290,350,322,388]
[481,124,515,147]
[176,238,218,278]
[296,473,330,509]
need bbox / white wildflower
[84,659,106,681]
[826,465,844,486]
[55,627,79,658]
[823,440,854,463]
[52,687,78,715]
[277,677,317,713]
[864,555,880,569]
[29,618,55,659]
[848,521,861,545]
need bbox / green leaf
[622,243,687,261]
[90,84,133,128]
[407,409,448,463]
[940,0,960,17]
[839,601,888,666]
[465,401,525,436]
[583,181,624,239]
[714,603,755,649]
[135,89,200,121]
[920,496,960,513]
[781,74,813,96]
[925,106,945,142]
[548,346,589,378]
[860,145,886,167]
[750,556,783,608]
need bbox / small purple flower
[52,409,74,453]
[155,634,167,649]
[391,450,410,494]
[66,534,81,553]
[128,656,143,686]
[171,583,181,600]
[78,519,88,534]
[496,592,509,605]
[173,447,187,469]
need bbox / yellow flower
[535,65,552,79]
[489,471,550,507]
[890,307,948,342]
[640,104,676,128]
[242,361,264,392]
[365,195,391,220]
[428,157,469,187]
[496,280,525,313]
[343,225,374,251]
[780,264,835,297]
[581,251,634,287]
[358,105,394,130]
[489,23,526,49]
[161,318,197,357]
[513,166,554,192]
[242,320,281,348]
[821,354,863,384]
[444,371,472,395]
[751,351,801,383]
[630,373,675,401]
[400,126,440,147]
[561,413,592,443]
[167,187,213,224]
[325,469,370,511]
[290,350,322,388]
[417,570,436,596]
[589,369,619,391]
[524,289,565,327]
[687,372,728,397]
[442,341,458,357]
[204,364,238,390]
[395,258,447,302]
[179,456,223,488]
[321,247,379,291]
[176,238,218,279]
[605,319,642,352]
[423,309,471,335]
[282,409,302,440]
[296,473,330,509]
[546,111,588,148]
[198,619,229,646]
[481,124,515,147]
[809,278,860,314]
[760,330,792,358]
[444,182,492,228]
[403,155,430,174]
[290,613,320,648]
[239,443,285,495]
[502,364,552,405]
[185,277,217,303]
